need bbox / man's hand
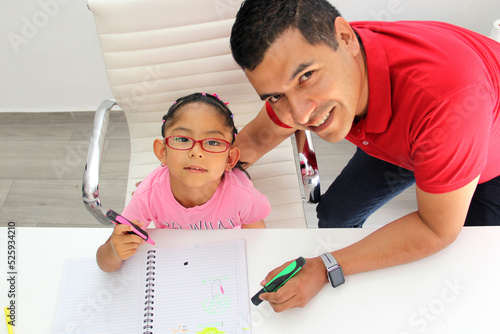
[259,257,328,312]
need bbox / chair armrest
[82,99,116,225]
[295,130,321,203]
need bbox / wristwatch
[320,252,345,288]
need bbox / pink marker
[106,210,155,245]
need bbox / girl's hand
[110,220,146,260]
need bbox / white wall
[1,0,111,112]
[1,0,499,112]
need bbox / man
[230,0,500,312]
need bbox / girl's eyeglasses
[164,135,230,153]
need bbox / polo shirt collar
[353,26,392,134]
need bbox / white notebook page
[151,240,251,333]
[53,253,147,334]
[52,240,251,334]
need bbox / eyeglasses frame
[164,135,231,153]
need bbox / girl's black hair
[161,92,249,176]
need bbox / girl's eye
[299,71,313,83]
[174,136,189,143]
[206,140,222,146]
[269,94,283,103]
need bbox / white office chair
[82,0,320,228]
[491,19,500,42]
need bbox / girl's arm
[96,236,123,272]
[96,222,146,272]
[242,219,266,229]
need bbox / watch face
[329,267,345,287]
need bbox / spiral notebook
[52,240,251,334]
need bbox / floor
[0,111,130,228]
[0,111,417,229]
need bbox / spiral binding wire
[143,250,156,334]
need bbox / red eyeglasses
[164,136,230,153]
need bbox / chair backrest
[88,0,306,228]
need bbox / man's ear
[334,16,360,55]
[153,138,167,163]
[226,146,241,171]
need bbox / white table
[1,226,499,334]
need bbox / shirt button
[363,141,369,145]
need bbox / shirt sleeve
[231,170,272,224]
[411,86,493,193]
[240,188,272,224]
[121,185,153,224]
[266,101,293,129]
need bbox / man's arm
[234,103,297,166]
[259,177,479,312]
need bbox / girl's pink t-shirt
[122,166,271,229]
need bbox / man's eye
[300,71,313,83]
[269,94,282,103]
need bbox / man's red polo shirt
[347,21,500,193]
[265,21,500,193]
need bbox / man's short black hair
[230,0,342,71]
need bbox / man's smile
[307,107,335,132]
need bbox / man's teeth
[313,111,331,127]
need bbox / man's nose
[288,93,315,126]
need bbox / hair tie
[209,92,229,106]
[201,92,206,96]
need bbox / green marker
[251,257,306,306]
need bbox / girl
[97,92,270,272]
